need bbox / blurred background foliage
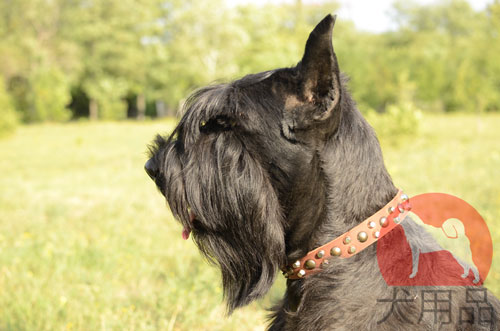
[0,0,500,135]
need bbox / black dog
[146,15,500,330]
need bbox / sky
[230,0,494,33]
[336,0,493,32]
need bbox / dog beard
[156,124,286,312]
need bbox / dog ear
[282,14,341,135]
[300,14,340,120]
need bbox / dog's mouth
[182,209,196,240]
[182,227,191,240]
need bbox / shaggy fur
[146,14,500,330]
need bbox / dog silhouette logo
[377,193,492,286]
[405,213,480,283]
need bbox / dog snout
[144,158,158,181]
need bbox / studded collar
[282,189,411,279]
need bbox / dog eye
[200,115,237,133]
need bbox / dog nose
[144,158,158,181]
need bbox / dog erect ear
[283,14,341,134]
[300,14,340,120]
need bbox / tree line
[0,0,499,132]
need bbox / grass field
[0,114,499,330]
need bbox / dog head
[146,14,342,312]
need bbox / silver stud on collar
[357,231,368,243]
[304,259,316,270]
[316,250,325,259]
[400,193,409,201]
[348,246,356,254]
[331,246,341,256]
[380,217,389,227]
[374,231,380,238]
[343,236,351,245]
[368,221,376,229]
[297,269,306,278]
[388,206,395,214]
[283,267,294,278]
[292,260,301,269]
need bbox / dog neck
[280,94,399,313]
[284,94,398,265]
[284,190,410,279]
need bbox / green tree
[389,0,498,112]
[70,0,164,120]
[0,77,18,137]
[0,0,79,122]
[28,67,71,122]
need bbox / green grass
[0,114,498,330]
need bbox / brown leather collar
[282,189,411,279]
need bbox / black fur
[146,14,500,330]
